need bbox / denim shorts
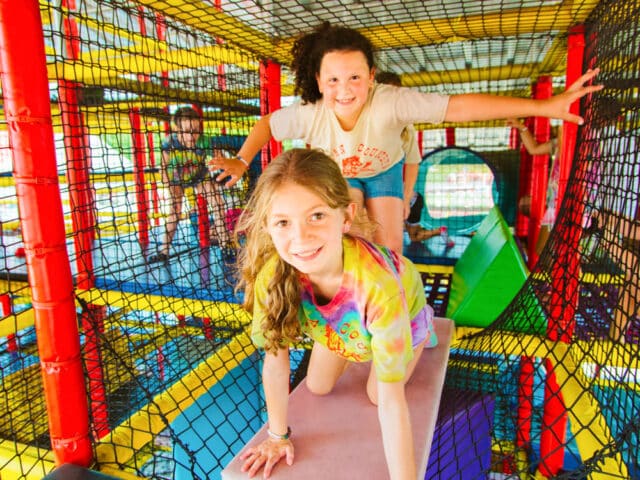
[346,160,404,199]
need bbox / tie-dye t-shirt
[161,133,211,187]
[251,236,436,382]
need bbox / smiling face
[316,50,375,130]
[266,182,355,282]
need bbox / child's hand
[209,155,247,188]
[239,437,294,478]
[505,118,522,129]
[545,68,604,124]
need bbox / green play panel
[446,206,545,333]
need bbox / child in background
[235,148,437,480]
[149,107,231,263]
[404,191,446,243]
[601,209,640,343]
[211,22,602,255]
[507,118,561,255]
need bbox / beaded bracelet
[236,155,249,168]
[267,426,291,441]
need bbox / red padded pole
[445,126,455,147]
[129,108,151,250]
[0,0,92,466]
[527,76,552,268]
[538,25,587,478]
[259,60,282,169]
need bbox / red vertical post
[513,115,536,458]
[538,26,587,478]
[136,6,160,229]
[136,7,151,83]
[81,304,109,439]
[129,108,150,250]
[147,131,161,226]
[509,124,520,150]
[515,117,533,240]
[214,0,227,92]
[196,194,211,249]
[59,0,109,442]
[417,130,424,158]
[188,104,211,249]
[58,81,96,289]
[59,0,96,291]
[0,0,92,466]
[0,294,18,352]
[259,60,282,169]
[153,13,169,227]
[156,13,168,88]
[516,357,534,449]
[550,25,586,347]
[445,127,455,147]
[527,77,552,268]
[557,25,586,214]
[538,358,567,477]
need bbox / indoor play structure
[0,0,638,479]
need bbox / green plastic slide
[446,206,541,331]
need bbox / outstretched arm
[209,113,274,187]
[445,68,603,124]
[506,118,553,156]
[378,380,416,480]
[240,348,294,478]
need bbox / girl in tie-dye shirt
[251,237,436,381]
[234,148,436,480]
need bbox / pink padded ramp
[222,317,453,480]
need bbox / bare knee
[366,382,378,406]
[306,344,349,396]
[305,377,335,396]
[366,367,378,405]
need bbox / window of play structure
[417,147,499,235]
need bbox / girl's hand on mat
[239,438,294,478]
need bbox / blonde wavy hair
[235,148,354,353]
